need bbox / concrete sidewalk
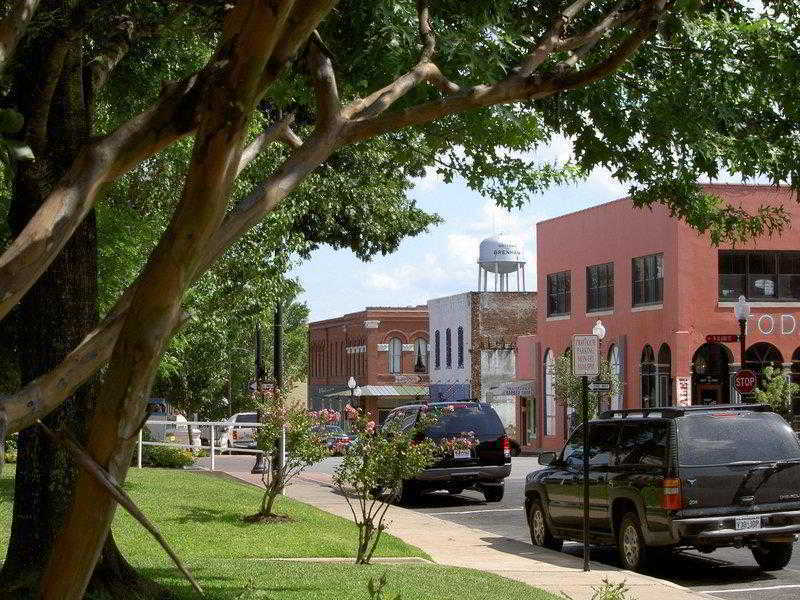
[225,470,713,600]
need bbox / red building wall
[521,184,800,450]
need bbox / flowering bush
[251,390,331,520]
[333,404,441,564]
[439,431,478,455]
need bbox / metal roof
[325,385,428,397]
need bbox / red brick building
[517,184,800,451]
[307,306,429,424]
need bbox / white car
[199,412,259,453]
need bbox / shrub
[3,432,18,464]
[367,572,401,600]
[135,427,195,469]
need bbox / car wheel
[752,542,793,571]
[398,480,419,506]
[528,499,562,551]
[483,485,504,503]
[618,512,647,572]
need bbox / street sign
[706,334,739,343]
[588,381,611,392]
[734,369,757,394]
[572,334,600,376]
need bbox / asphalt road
[196,455,800,599]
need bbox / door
[543,428,583,529]
[697,385,721,405]
[587,423,620,534]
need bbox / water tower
[477,235,526,291]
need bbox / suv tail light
[503,436,511,459]
[662,478,682,510]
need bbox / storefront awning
[488,380,535,396]
[325,385,428,397]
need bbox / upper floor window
[586,262,614,312]
[388,337,403,374]
[445,328,452,368]
[434,330,441,369]
[719,250,800,301]
[632,253,663,306]
[413,338,428,373]
[457,326,464,368]
[547,271,571,316]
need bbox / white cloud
[412,166,445,193]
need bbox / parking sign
[572,334,599,376]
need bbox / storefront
[517,184,800,450]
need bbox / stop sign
[734,369,757,394]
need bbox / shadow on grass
[0,474,14,503]
[172,505,252,527]
[140,566,322,599]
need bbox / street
[198,455,800,600]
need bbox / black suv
[383,402,512,503]
[525,405,800,572]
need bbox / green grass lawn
[1,465,558,599]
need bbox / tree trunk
[0,20,167,599]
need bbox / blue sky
[289,139,735,322]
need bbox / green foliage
[367,572,402,600]
[333,404,442,564]
[553,357,622,421]
[561,579,634,600]
[252,389,331,517]
[136,428,194,469]
[753,366,800,421]
[2,432,18,465]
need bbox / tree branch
[236,113,301,177]
[0,0,40,76]
[36,420,204,596]
[517,0,593,77]
[308,35,341,129]
[24,35,72,153]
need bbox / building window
[609,344,622,410]
[434,330,440,369]
[388,337,403,374]
[413,338,428,373]
[445,328,452,368]
[457,326,464,368]
[744,342,784,396]
[632,253,663,306]
[657,343,672,407]
[719,251,800,301]
[586,262,614,312]
[641,345,656,407]
[543,350,556,436]
[791,348,800,422]
[547,271,571,316]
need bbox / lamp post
[734,295,750,370]
[348,376,362,408]
[592,319,607,411]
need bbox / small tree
[754,366,800,422]
[554,357,622,428]
[333,404,441,564]
[250,390,333,521]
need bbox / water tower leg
[478,266,482,291]
[516,267,520,291]
[522,266,526,291]
[494,264,498,291]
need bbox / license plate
[735,515,761,531]
[454,449,471,460]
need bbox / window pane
[780,252,800,275]
[588,423,619,467]
[619,423,668,467]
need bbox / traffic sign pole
[582,375,590,571]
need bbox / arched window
[388,337,403,374]
[609,344,622,410]
[413,338,428,373]
[434,330,440,369]
[544,350,556,436]
[745,342,784,397]
[641,345,656,408]
[445,328,452,368]
[657,343,672,407]
[457,326,464,368]
[792,348,800,420]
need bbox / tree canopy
[1,0,799,597]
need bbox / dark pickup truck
[525,405,800,572]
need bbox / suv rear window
[425,404,505,439]
[677,412,800,466]
[619,422,669,467]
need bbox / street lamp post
[735,295,750,370]
[592,319,607,411]
[734,295,751,402]
[348,376,362,408]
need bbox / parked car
[382,401,512,504]
[313,424,352,455]
[525,404,800,572]
[198,412,259,453]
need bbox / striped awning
[325,385,428,397]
